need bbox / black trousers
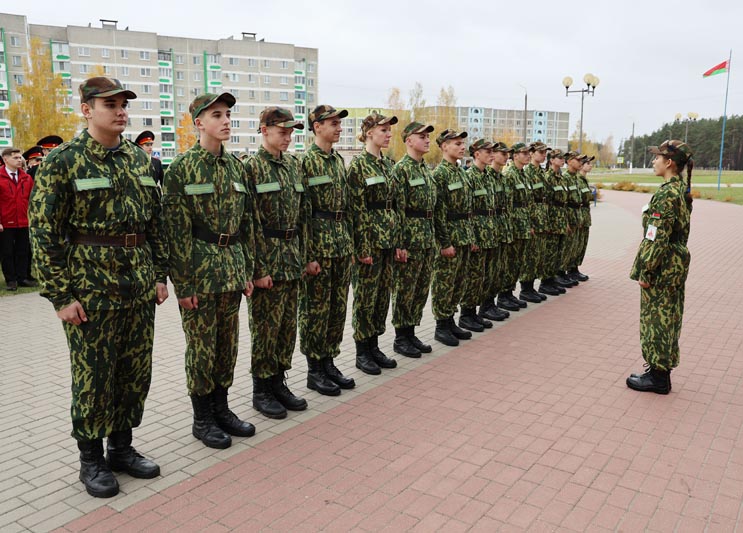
[0,227,30,284]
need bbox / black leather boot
[570,267,589,282]
[271,374,308,411]
[307,357,341,396]
[434,318,459,346]
[479,299,499,321]
[321,357,356,389]
[519,281,542,303]
[498,292,520,312]
[565,270,581,285]
[449,317,472,340]
[550,276,567,293]
[626,367,671,394]
[409,327,432,353]
[106,429,160,478]
[78,439,119,498]
[474,313,493,329]
[509,292,527,308]
[393,328,422,358]
[252,376,287,419]
[369,336,397,368]
[191,394,232,448]
[356,338,382,373]
[212,386,256,437]
[459,308,485,332]
[538,279,561,296]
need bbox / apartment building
[0,13,318,163]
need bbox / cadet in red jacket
[0,147,35,290]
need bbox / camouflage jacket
[466,164,498,249]
[564,171,582,227]
[28,129,168,311]
[544,168,570,234]
[577,174,593,227]
[162,142,255,298]
[394,154,437,254]
[301,143,353,259]
[347,149,402,255]
[502,163,532,240]
[523,162,549,233]
[432,159,474,248]
[630,176,691,287]
[489,166,514,244]
[245,146,309,281]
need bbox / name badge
[365,176,386,186]
[474,188,488,197]
[185,183,215,195]
[409,178,425,187]
[447,181,463,191]
[532,182,544,190]
[294,182,305,193]
[515,183,525,190]
[74,177,111,191]
[138,176,157,187]
[308,175,332,187]
[233,182,247,193]
[255,181,281,194]
[645,224,658,241]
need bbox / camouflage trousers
[392,247,435,328]
[64,301,154,441]
[494,242,510,294]
[543,233,564,277]
[352,248,393,341]
[299,255,352,359]
[640,284,685,371]
[432,245,470,320]
[502,238,526,291]
[180,291,242,396]
[249,280,298,378]
[562,227,580,270]
[575,226,590,267]
[520,231,547,282]
[463,247,497,307]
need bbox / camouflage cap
[564,150,582,161]
[648,139,692,165]
[189,92,236,123]
[259,106,305,132]
[361,112,399,134]
[436,129,468,147]
[308,105,348,131]
[402,121,434,141]
[528,141,551,152]
[581,155,596,164]
[550,149,566,159]
[469,138,494,155]
[509,142,529,153]
[491,141,510,153]
[79,77,137,103]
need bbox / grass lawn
[0,270,40,297]
[590,169,743,186]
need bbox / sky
[4,0,741,148]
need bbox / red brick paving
[59,190,743,531]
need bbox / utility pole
[629,122,635,174]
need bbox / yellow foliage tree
[598,135,615,168]
[425,85,458,166]
[568,121,599,158]
[176,112,197,154]
[495,129,521,147]
[89,64,106,78]
[385,87,410,162]
[7,37,79,150]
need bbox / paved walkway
[1,190,742,531]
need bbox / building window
[308,63,316,73]
[295,75,305,85]
[280,76,288,85]
[176,87,184,96]
[54,61,68,71]
[207,54,219,64]
[159,67,172,78]
[233,104,240,113]
[279,91,288,101]
[193,55,201,65]
[158,51,171,61]
[307,93,314,104]
[209,70,220,81]
[228,57,239,66]
[249,136,257,144]
[140,51,150,60]
[161,100,173,110]
[79,64,89,74]
[230,135,240,144]
[12,55,22,67]
[101,48,110,58]
[194,72,201,81]
[162,132,175,142]
[247,73,255,83]
[142,101,153,110]
[160,84,173,94]
[264,91,271,101]
[248,58,257,67]
[122,82,132,90]
[231,89,240,98]
[175,55,184,65]
[122,66,129,76]
[248,119,257,129]
[263,76,271,85]
[10,36,21,47]
[141,68,152,77]
[12,74,24,86]
[143,117,153,126]
[178,103,186,112]
[249,106,256,114]
[228,73,239,82]
[231,119,240,128]
[295,91,306,100]
[192,87,201,96]
[263,59,270,68]
[162,148,176,158]
[308,78,315,88]
[142,84,152,94]
[280,60,289,70]
[248,90,256,99]
[121,49,129,59]
[176,71,184,81]
[78,47,90,57]
[103,65,112,74]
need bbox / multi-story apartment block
[0,14,318,163]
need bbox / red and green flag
[703,61,729,78]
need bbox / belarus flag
[703,61,729,78]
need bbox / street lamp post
[674,112,699,143]
[562,74,600,153]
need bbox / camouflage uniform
[464,163,498,308]
[575,173,593,268]
[162,141,254,396]
[392,154,437,328]
[431,159,474,320]
[29,129,168,441]
[347,148,402,341]
[521,161,549,283]
[298,142,353,361]
[563,169,583,272]
[245,146,308,378]
[501,161,532,293]
[543,165,570,280]
[490,164,514,296]
[630,175,691,371]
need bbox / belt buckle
[285,228,294,240]
[489,209,495,217]
[385,199,393,210]
[124,233,137,248]
[426,209,433,219]
[218,233,230,247]
[335,211,343,222]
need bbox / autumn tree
[385,87,410,162]
[7,37,79,150]
[408,82,426,122]
[598,135,616,168]
[568,121,600,159]
[497,129,521,148]
[176,112,197,154]
[425,85,458,165]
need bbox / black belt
[367,200,397,210]
[552,201,567,207]
[447,212,472,221]
[312,210,346,221]
[192,225,240,247]
[473,208,495,217]
[69,231,146,248]
[512,202,525,208]
[568,202,582,208]
[263,227,299,240]
[405,208,433,219]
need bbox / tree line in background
[617,116,743,170]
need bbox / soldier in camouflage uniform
[431,129,478,345]
[392,122,437,357]
[299,105,356,394]
[347,112,403,374]
[539,150,569,295]
[163,93,257,450]
[627,140,693,395]
[499,143,532,311]
[463,139,499,326]
[245,107,309,419]
[570,155,594,282]
[28,77,168,498]
[520,142,551,302]
[560,151,584,288]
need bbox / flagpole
[717,49,732,191]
